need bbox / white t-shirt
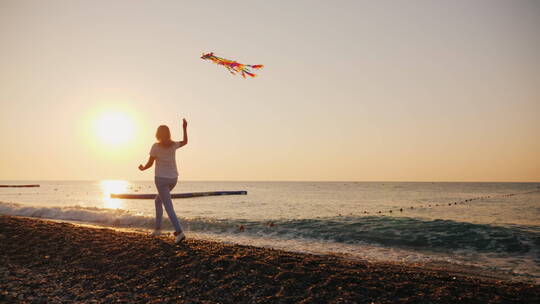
[149,142,182,178]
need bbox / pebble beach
[1,215,539,303]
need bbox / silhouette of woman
[139,118,188,243]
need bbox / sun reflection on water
[100,180,128,209]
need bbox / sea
[1,181,539,283]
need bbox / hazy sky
[1,0,539,181]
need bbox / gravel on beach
[1,215,539,303]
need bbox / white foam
[0,202,155,228]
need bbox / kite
[201,52,264,78]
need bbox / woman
[139,118,188,244]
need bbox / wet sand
[1,215,538,303]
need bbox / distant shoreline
[1,215,538,303]
[1,180,539,183]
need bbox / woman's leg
[155,177,182,233]
[154,195,163,230]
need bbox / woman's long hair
[156,125,174,148]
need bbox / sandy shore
[0,215,538,303]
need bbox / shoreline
[12,215,535,284]
[43,217,528,283]
[1,215,539,303]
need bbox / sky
[0,0,539,182]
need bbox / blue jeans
[154,176,182,232]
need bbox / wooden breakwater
[111,190,247,199]
[0,184,40,188]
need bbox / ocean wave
[0,202,156,228]
[259,217,540,255]
[1,202,538,257]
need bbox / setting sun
[94,111,135,146]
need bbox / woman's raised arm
[178,118,188,148]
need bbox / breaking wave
[1,202,538,258]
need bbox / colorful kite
[201,52,264,78]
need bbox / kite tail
[226,66,237,75]
[250,65,264,69]
[242,70,257,78]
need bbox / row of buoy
[366,190,540,216]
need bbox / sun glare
[94,112,135,146]
[101,180,128,209]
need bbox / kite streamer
[201,52,263,78]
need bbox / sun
[94,111,135,146]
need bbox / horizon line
[1,179,539,183]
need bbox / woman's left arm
[178,118,188,148]
[138,156,155,171]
